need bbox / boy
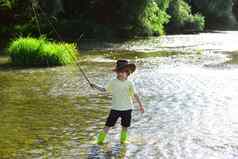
[90,59,144,144]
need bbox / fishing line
[32,3,93,86]
[32,4,41,35]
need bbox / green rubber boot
[120,131,128,144]
[97,131,107,145]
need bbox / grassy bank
[7,37,78,67]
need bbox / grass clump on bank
[7,37,78,67]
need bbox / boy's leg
[120,127,128,144]
[120,110,132,144]
[97,127,109,144]
[97,110,119,144]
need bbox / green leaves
[0,0,14,9]
[191,0,235,28]
[138,0,170,35]
[167,0,205,33]
[1,0,236,38]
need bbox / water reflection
[88,144,127,159]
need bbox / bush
[7,37,78,66]
[191,0,236,28]
[166,0,205,33]
[184,13,205,32]
[138,0,170,35]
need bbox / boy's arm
[90,83,106,92]
[134,93,144,113]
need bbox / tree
[166,0,205,33]
[233,0,238,21]
[190,0,236,28]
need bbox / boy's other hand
[139,105,144,113]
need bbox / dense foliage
[167,0,205,33]
[190,0,236,28]
[138,0,170,35]
[233,0,238,22]
[8,37,78,66]
[0,0,237,39]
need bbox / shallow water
[1,31,238,159]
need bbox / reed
[7,37,78,66]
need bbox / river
[0,31,238,159]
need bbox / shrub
[166,0,205,33]
[138,0,170,35]
[7,37,78,66]
[184,13,205,32]
[191,0,236,28]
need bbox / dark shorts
[105,109,132,127]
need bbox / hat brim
[112,63,136,73]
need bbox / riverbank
[2,31,238,67]
[78,31,238,53]
[78,31,238,66]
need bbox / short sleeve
[105,80,113,92]
[129,81,137,96]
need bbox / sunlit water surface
[1,31,238,159]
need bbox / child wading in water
[90,60,144,144]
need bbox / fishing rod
[33,4,93,87]
[78,66,92,85]
[73,33,93,86]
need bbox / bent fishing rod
[33,4,93,87]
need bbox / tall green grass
[7,37,78,66]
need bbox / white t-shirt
[105,78,137,111]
